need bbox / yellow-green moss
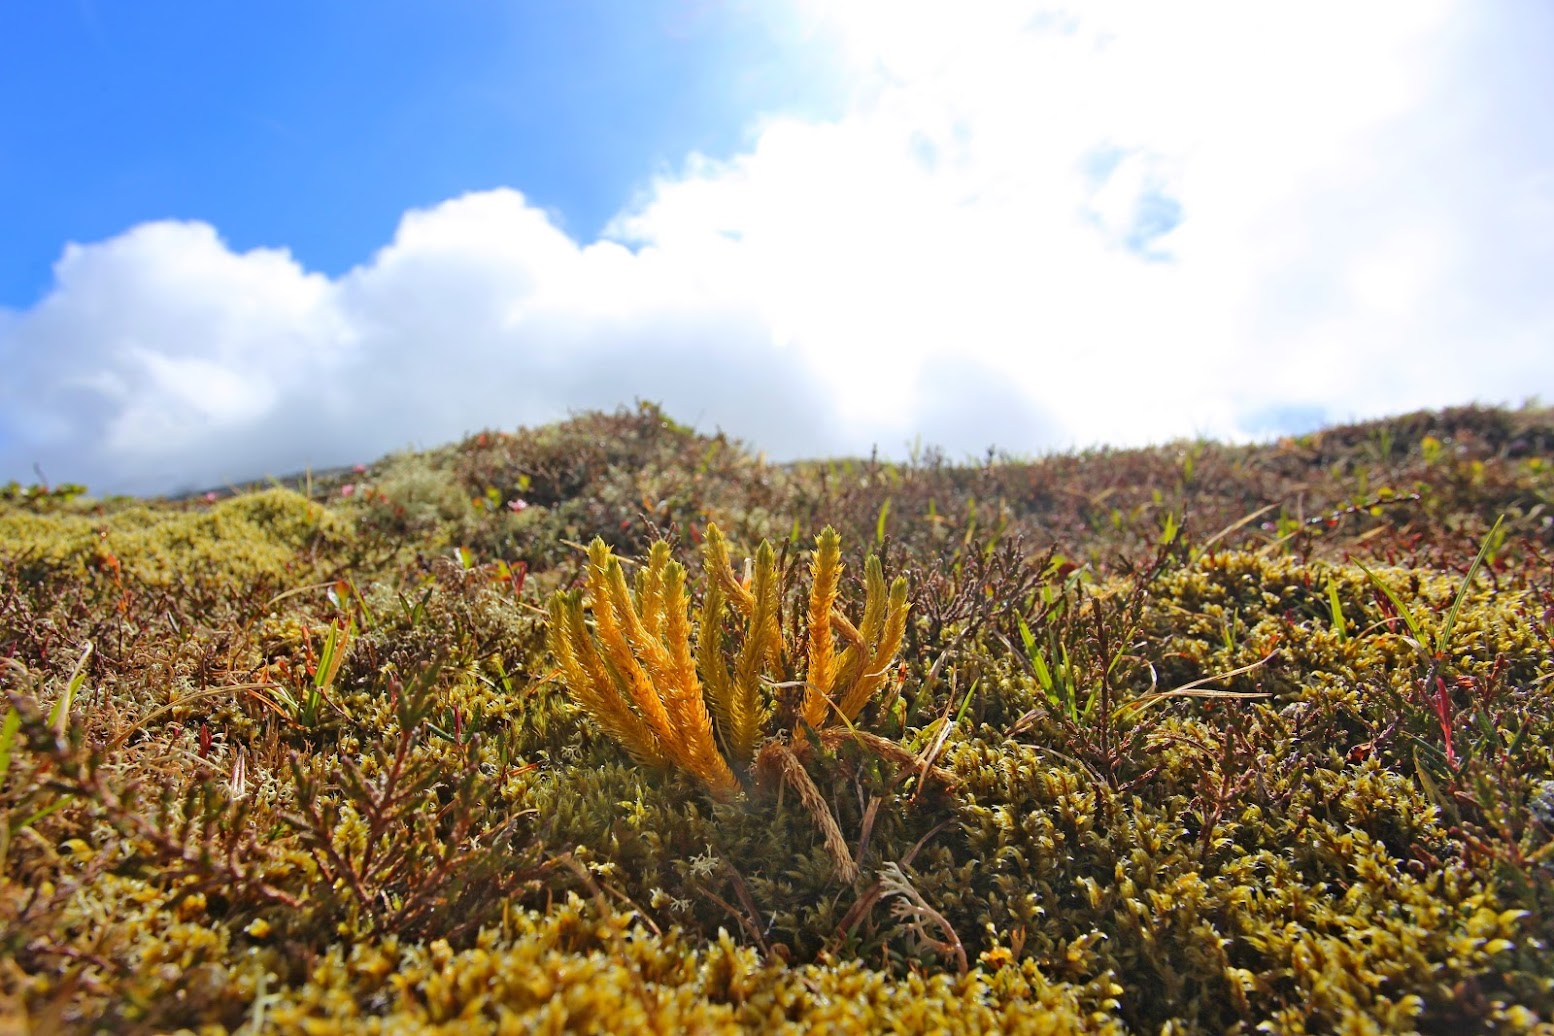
[4,406,1554,1034]
[0,487,350,590]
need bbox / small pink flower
[353,464,367,474]
[341,484,356,498]
[203,491,218,503]
[507,498,528,512]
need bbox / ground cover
[2,402,1552,1033]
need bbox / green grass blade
[51,641,93,736]
[1326,579,1347,643]
[1356,562,1427,646]
[19,796,70,831]
[0,707,20,786]
[1017,618,1057,703]
[953,678,978,727]
[1439,515,1503,656]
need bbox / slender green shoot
[1359,514,1504,661]
[1439,515,1504,657]
[51,641,93,736]
[1357,562,1428,653]
[1326,579,1347,643]
[0,705,19,787]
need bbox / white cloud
[2,0,1551,494]
[0,194,840,493]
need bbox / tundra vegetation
[1,401,1552,1033]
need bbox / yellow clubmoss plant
[547,524,913,879]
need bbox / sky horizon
[3,2,1551,495]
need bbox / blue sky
[2,2,1551,494]
[0,1,841,305]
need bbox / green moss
[0,486,349,591]
[4,405,1554,1033]
[247,902,1123,1034]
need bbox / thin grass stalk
[762,742,858,883]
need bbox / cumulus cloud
[2,0,1551,494]
[0,194,840,493]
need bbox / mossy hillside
[1,487,348,589]
[2,402,1553,1034]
